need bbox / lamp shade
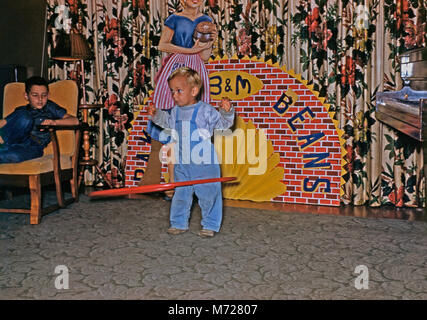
[52,30,93,61]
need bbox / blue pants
[170,163,223,232]
[0,109,44,163]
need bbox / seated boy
[0,76,79,163]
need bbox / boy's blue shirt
[7,100,67,147]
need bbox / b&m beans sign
[126,56,344,206]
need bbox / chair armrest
[37,123,83,165]
[37,123,85,131]
[37,123,83,193]
[37,123,83,167]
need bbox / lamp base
[79,160,114,189]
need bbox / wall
[0,0,47,78]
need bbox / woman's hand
[191,39,212,53]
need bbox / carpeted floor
[0,191,426,300]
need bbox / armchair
[0,80,81,224]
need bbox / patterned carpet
[1,192,426,300]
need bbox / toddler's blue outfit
[0,101,66,163]
[152,101,234,232]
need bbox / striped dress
[152,13,212,110]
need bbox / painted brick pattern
[125,58,343,206]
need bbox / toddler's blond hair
[168,67,204,100]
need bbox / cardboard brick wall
[125,56,345,206]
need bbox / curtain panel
[45,0,426,207]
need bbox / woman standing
[154,0,215,108]
[140,0,216,192]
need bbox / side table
[79,103,113,188]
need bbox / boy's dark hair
[25,76,49,93]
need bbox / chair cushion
[0,154,73,175]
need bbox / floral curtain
[45,0,426,208]
[47,0,156,187]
